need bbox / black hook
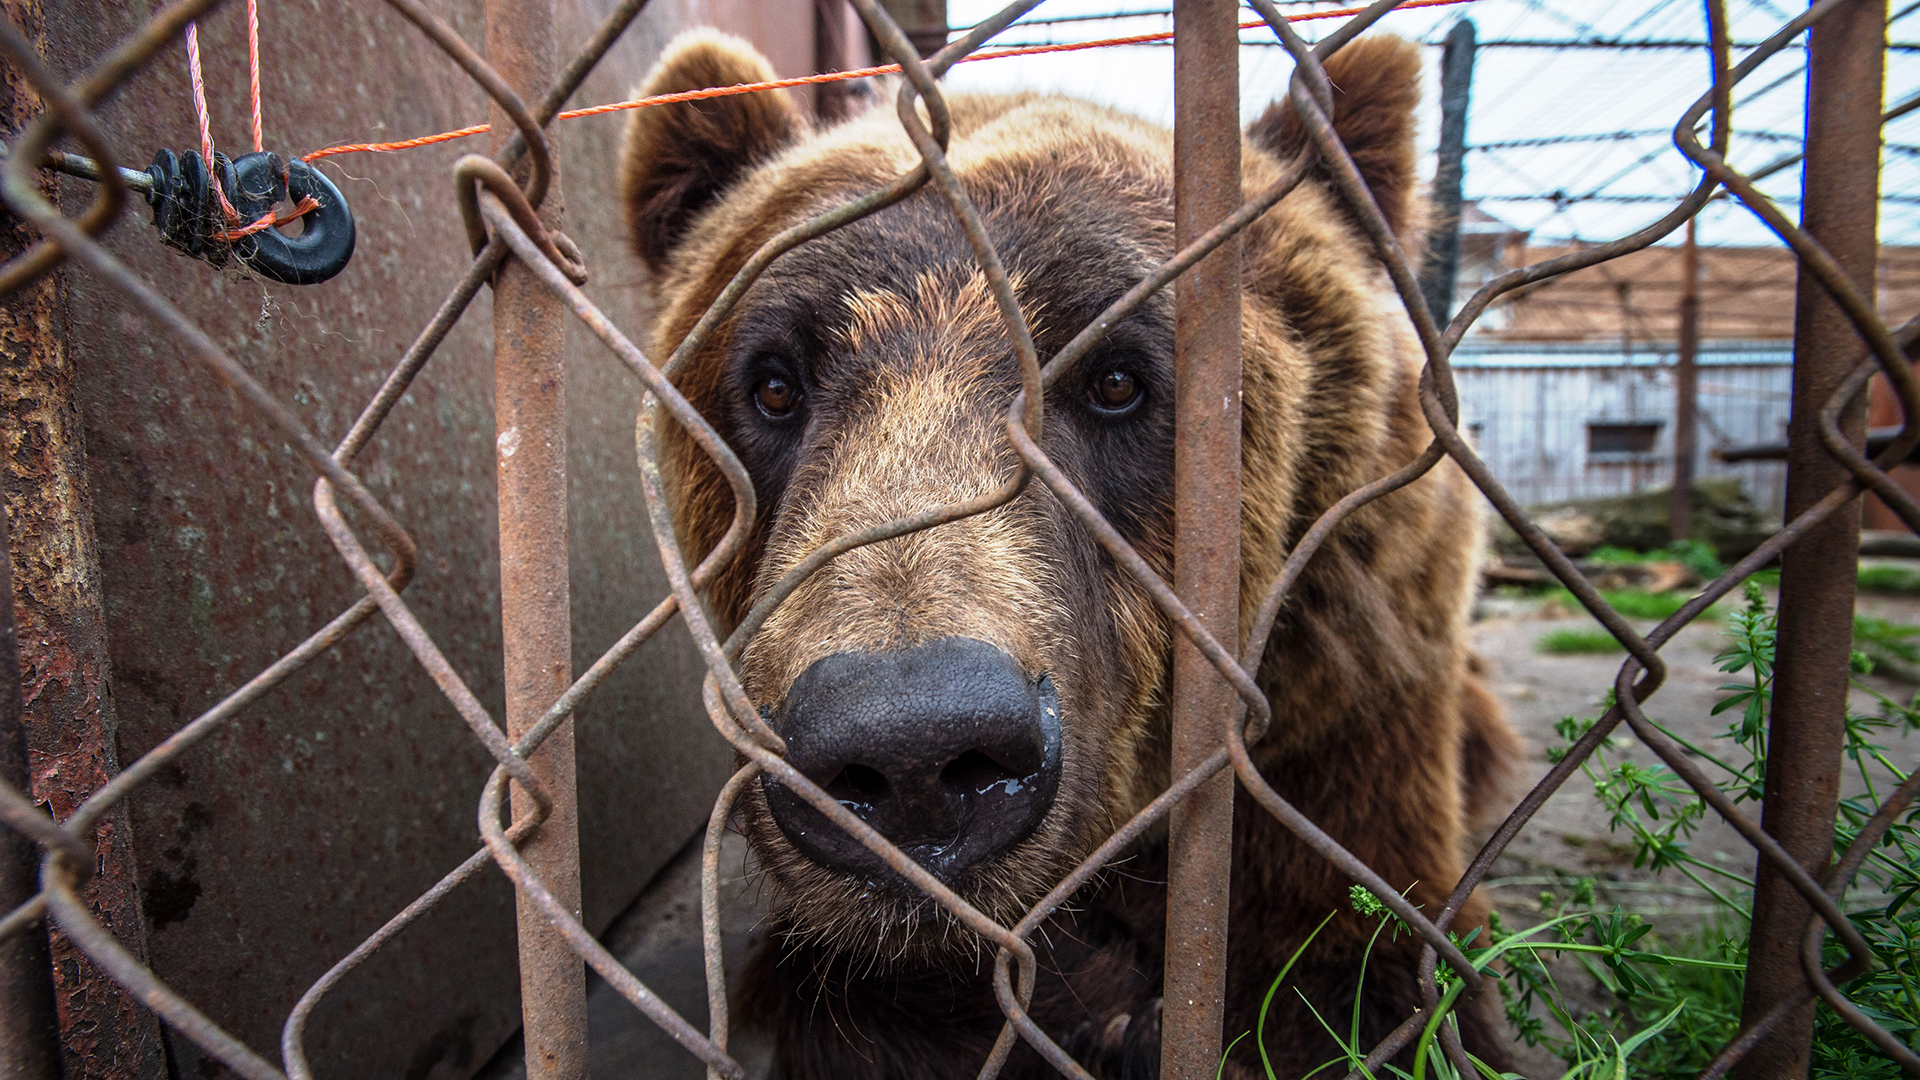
[143,148,355,285]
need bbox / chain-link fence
[0,0,1914,1077]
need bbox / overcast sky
[938,0,1920,247]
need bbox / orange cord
[303,0,1479,163]
[185,21,245,223]
[184,4,316,241]
[247,0,263,153]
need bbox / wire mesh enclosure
[0,0,1914,1078]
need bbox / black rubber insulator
[227,152,356,285]
[142,148,355,285]
[145,148,238,267]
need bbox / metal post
[1736,1,1883,1075]
[0,505,60,1080]
[1162,0,1240,1076]
[487,0,587,1076]
[1419,19,1475,325]
[0,12,167,1067]
[1670,217,1700,541]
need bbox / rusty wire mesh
[0,0,1914,1077]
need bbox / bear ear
[1246,35,1423,240]
[620,30,808,273]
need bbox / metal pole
[0,505,60,1080]
[1736,2,1883,1076]
[486,0,587,1076]
[1162,0,1240,1076]
[1419,19,1475,325]
[1670,217,1700,542]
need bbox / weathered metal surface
[0,384,59,1080]
[1736,0,1884,1074]
[0,5,165,1075]
[485,0,588,1076]
[1161,0,1240,1076]
[22,0,733,1076]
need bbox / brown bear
[620,28,1521,1080]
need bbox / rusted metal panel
[0,138,59,1072]
[23,0,737,1076]
[1737,0,1884,1075]
[1161,0,1240,1076]
[0,499,57,1080]
[0,5,166,1075]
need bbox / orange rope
[184,22,245,223]
[303,0,1479,162]
[247,0,263,153]
[183,5,312,241]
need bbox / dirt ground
[1470,576,1920,1076]
[487,578,1920,1079]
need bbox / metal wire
[0,0,1913,1077]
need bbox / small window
[1588,421,1662,456]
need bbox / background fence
[0,1,1912,1079]
[1453,341,1793,514]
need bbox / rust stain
[0,1,166,1074]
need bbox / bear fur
[621,29,1521,1079]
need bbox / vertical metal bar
[1419,18,1475,325]
[1670,217,1700,541]
[1162,0,1240,1076]
[1736,1,1884,1075]
[0,504,61,1080]
[486,0,587,1077]
[0,19,167,1066]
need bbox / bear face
[624,28,1517,1077]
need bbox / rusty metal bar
[486,0,587,1076]
[1161,0,1241,1075]
[1736,1,1885,1075]
[1670,216,1700,540]
[0,507,58,1080]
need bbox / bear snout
[762,636,1063,885]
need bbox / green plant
[1859,564,1920,595]
[1584,539,1728,580]
[1528,581,1919,1078]
[1240,581,1919,1079]
[1544,587,1720,623]
[1855,614,1920,669]
[1538,627,1627,655]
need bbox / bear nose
[761,637,1062,885]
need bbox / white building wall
[1451,342,1792,518]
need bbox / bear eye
[754,374,801,419]
[1086,369,1143,415]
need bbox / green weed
[1585,539,1728,580]
[1238,581,1920,1079]
[1545,588,1718,622]
[1538,627,1627,655]
[1858,564,1920,595]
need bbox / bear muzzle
[761,636,1062,886]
